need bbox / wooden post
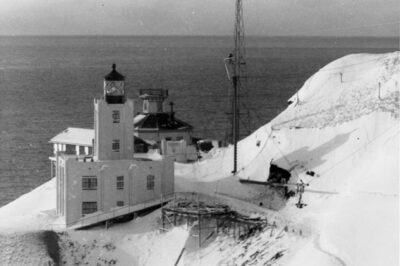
[174,193,177,208]
[162,209,165,230]
[234,221,236,239]
[270,221,276,237]
[197,193,201,247]
[50,161,53,178]
[378,82,382,100]
[198,213,201,248]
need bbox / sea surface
[0,36,397,207]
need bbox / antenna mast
[228,0,246,174]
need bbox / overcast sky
[0,0,399,36]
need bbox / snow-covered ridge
[175,52,399,186]
[273,52,399,129]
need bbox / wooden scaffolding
[161,192,272,247]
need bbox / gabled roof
[134,113,193,131]
[50,127,94,146]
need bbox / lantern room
[104,64,126,104]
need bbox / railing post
[162,208,165,231]
[270,221,276,237]
[378,82,382,100]
[197,193,201,247]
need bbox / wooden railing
[66,193,174,229]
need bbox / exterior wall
[94,99,134,161]
[59,156,174,226]
[162,157,175,195]
[56,155,67,217]
[162,140,198,162]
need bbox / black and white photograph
[0,0,399,265]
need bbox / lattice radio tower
[225,0,250,174]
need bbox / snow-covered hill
[0,52,398,266]
[176,52,399,266]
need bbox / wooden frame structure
[161,192,271,247]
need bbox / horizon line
[0,34,398,39]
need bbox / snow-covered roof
[133,114,147,125]
[49,127,94,146]
[134,113,193,131]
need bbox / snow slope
[175,52,400,265]
[0,177,58,232]
[0,52,398,265]
[59,211,188,266]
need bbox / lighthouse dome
[104,63,125,81]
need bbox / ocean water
[0,36,397,207]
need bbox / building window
[147,175,155,190]
[82,176,97,190]
[112,139,120,152]
[116,176,124,190]
[117,201,124,207]
[65,144,75,154]
[165,137,172,141]
[82,202,97,216]
[112,110,120,123]
[176,136,183,141]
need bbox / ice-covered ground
[0,52,398,265]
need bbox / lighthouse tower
[94,64,134,161]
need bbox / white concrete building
[53,64,174,228]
